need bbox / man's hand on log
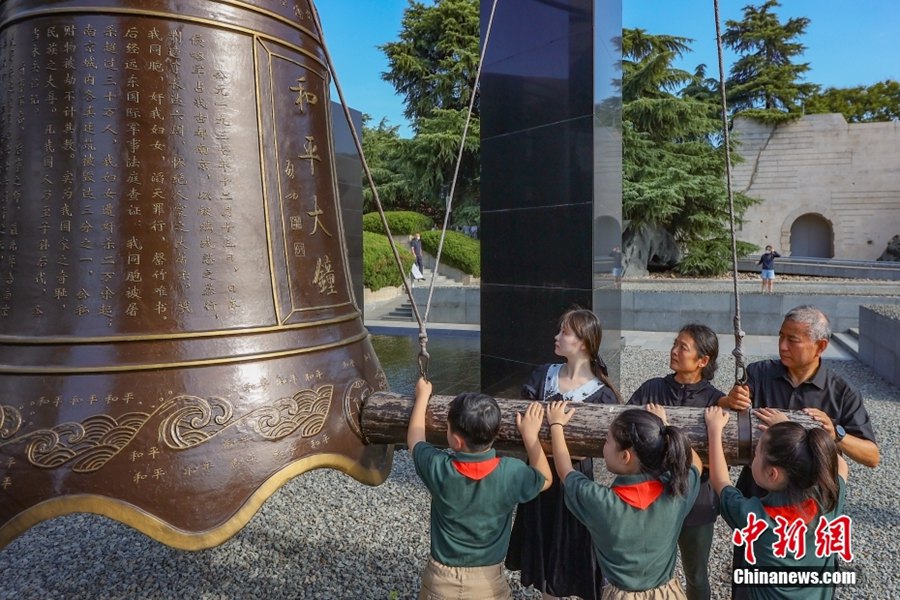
[721,384,752,411]
[645,403,668,425]
[546,400,575,427]
[801,408,835,438]
[754,407,788,431]
[516,402,545,444]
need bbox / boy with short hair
[408,378,552,600]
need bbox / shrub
[363,211,433,235]
[363,231,414,291]
[420,230,480,277]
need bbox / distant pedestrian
[757,245,780,293]
[610,246,624,287]
[410,232,425,280]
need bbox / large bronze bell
[0,0,391,549]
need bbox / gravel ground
[1,346,896,600]
[865,303,900,320]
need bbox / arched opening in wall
[789,213,833,258]
[593,216,621,258]
[593,215,622,277]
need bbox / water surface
[371,334,480,397]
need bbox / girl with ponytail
[546,402,702,599]
[506,308,619,600]
[705,407,849,600]
[627,323,725,600]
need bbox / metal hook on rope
[417,328,430,381]
[731,319,748,385]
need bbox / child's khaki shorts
[419,556,511,600]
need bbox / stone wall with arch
[732,114,900,260]
[779,207,837,258]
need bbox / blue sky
[316,1,900,138]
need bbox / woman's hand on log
[704,406,730,433]
[645,403,668,425]
[546,401,575,428]
[721,384,751,411]
[754,407,788,431]
[516,402,545,444]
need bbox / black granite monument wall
[480,0,622,396]
[332,102,366,313]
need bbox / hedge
[421,230,480,277]
[362,211,433,236]
[363,231,414,291]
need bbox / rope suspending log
[713,0,748,385]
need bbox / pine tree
[723,0,818,122]
[378,0,480,216]
[806,80,900,123]
[623,29,757,276]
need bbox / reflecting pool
[370,334,481,397]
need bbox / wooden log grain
[360,392,823,466]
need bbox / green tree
[806,80,900,122]
[360,117,416,212]
[379,0,481,219]
[381,0,480,127]
[622,28,757,276]
[723,0,818,122]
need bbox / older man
[721,304,879,471]
[721,305,878,599]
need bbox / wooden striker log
[361,392,823,466]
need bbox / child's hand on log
[705,406,730,432]
[414,377,432,404]
[646,403,668,425]
[547,400,574,429]
[516,402,544,443]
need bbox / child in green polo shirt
[705,407,849,600]
[408,377,553,600]
[547,401,702,599]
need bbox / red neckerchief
[452,457,501,480]
[763,499,818,524]
[612,480,664,510]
